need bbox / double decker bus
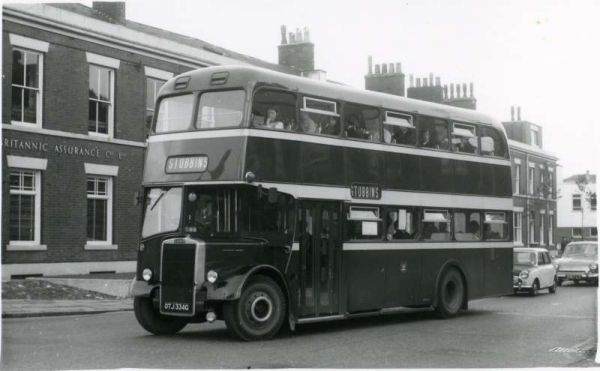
[132,65,513,340]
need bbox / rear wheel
[223,275,286,341]
[134,296,188,335]
[556,279,563,287]
[529,280,539,296]
[434,268,465,318]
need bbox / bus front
[132,66,294,340]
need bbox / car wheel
[134,296,188,335]
[574,280,580,286]
[223,275,286,341]
[529,280,539,296]
[556,279,563,287]
[549,278,557,294]
[434,268,465,318]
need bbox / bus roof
[160,65,506,132]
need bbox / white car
[555,241,598,286]
[513,247,557,296]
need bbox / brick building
[1,2,310,278]
[364,60,559,249]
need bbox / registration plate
[567,274,582,280]
[160,286,195,316]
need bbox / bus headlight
[519,271,529,279]
[142,268,153,281]
[207,270,218,283]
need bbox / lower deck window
[454,211,481,241]
[385,208,417,240]
[483,212,509,241]
[347,206,382,240]
[422,209,451,241]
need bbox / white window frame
[591,227,598,238]
[528,163,535,195]
[6,155,48,251]
[145,76,167,134]
[88,64,115,138]
[591,194,597,211]
[548,215,554,246]
[513,212,523,245]
[572,227,582,238]
[10,47,44,128]
[514,163,521,195]
[384,111,414,128]
[572,194,582,211]
[530,125,539,147]
[301,96,339,117]
[529,218,536,244]
[84,163,118,250]
[539,171,545,197]
[540,214,545,246]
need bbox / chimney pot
[409,74,414,87]
[296,28,302,42]
[303,27,310,42]
[389,63,394,73]
[375,64,381,74]
[462,83,467,99]
[469,82,474,97]
[368,56,373,75]
[280,25,287,44]
[435,77,441,86]
[443,85,448,99]
[450,83,455,99]
[396,62,401,73]
[289,32,295,43]
[382,64,388,74]
[429,73,434,86]
[517,106,522,121]
[416,78,421,87]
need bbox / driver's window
[537,252,545,265]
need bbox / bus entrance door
[297,201,341,318]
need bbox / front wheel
[223,275,286,341]
[134,296,187,335]
[434,268,465,318]
[549,278,557,294]
[529,280,539,296]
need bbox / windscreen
[142,187,182,238]
[563,244,597,258]
[196,90,245,129]
[514,252,536,266]
[155,94,194,133]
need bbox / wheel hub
[248,293,273,323]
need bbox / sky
[97,0,599,179]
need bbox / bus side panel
[344,250,386,312]
[143,137,246,184]
[483,247,513,296]
[455,248,486,300]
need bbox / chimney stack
[92,1,126,23]
[278,25,315,73]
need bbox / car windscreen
[514,251,536,266]
[563,244,597,258]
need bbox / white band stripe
[343,241,514,250]
[148,129,510,166]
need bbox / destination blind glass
[165,155,208,173]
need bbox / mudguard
[205,264,289,301]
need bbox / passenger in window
[421,130,433,147]
[386,211,414,240]
[321,116,340,136]
[346,114,370,140]
[264,107,284,129]
[434,125,450,150]
[483,224,501,240]
[387,126,415,145]
[454,137,477,153]
[469,220,480,238]
[300,111,319,133]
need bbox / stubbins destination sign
[350,183,382,200]
[165,155,208,173]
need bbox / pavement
[1,274,134,318]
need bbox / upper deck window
[344,103,380,142]
[480,126,507,158]
[299,97,340,135]
[419,117,450,150]
[383,111,415,146]
[155,94,194,133]
[252,89,296,131]
[452,123,478,154]
[196,90,245,129]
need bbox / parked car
[513,247,557,296]
[555,241,598,286]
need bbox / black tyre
[556,279,563,287]
[549,278,557,294]
[434,268,465,318]
[529,280,539,296]
[134,296,187,335]
[223,275,286,341]
[574,279,580,286]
